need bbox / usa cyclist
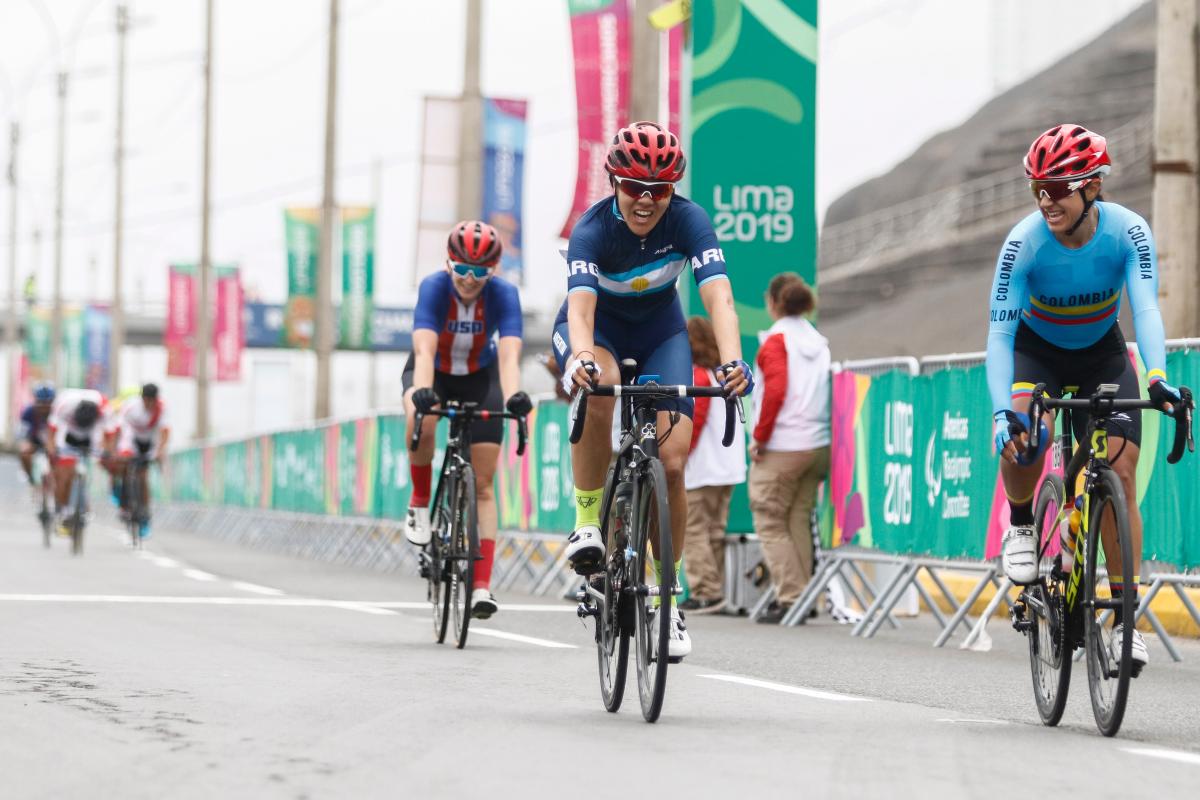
[45,388,112,531]
[17,383,57,485]
[556,121,752,660]
[987,124,1180,671]
[108,383,170,538]
[403,220,532,621]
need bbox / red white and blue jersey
[413,271,523,375]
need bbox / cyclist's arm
[411,274,449,390]
[1121,216,1168,383]
[985,232,1033,415]
[157,427,171,458]
[410,329,438,390]
[496,281,524,401]
[566,290,598,367]
[564,231,602,377]
[698,277,743,366]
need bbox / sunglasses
[614,176,675,202]
[1030,178,1091,203]
[449,261,493,280]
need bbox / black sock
[1010,501,1034,526]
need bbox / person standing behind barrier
[748,273,831,625]
[680,316,746,614]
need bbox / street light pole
[5,122,17,442]
[196,0,214,440]
[455,0,482,222]
[314,0,340,421]
[50,71,67,385]
[111,4,129,395]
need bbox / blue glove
[994,410,1023,456]
[717,359,755,397]
[1148,378,1182,415]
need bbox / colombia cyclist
[18,383,57,485]
[403,220,532,621]
[556,121,753,660]
[987,124,1182,671]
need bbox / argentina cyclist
[555,121,753,660]
[987,124,1182,672]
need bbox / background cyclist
[557,121,752,661]
[987,124,1182,672]
[402,220,532,621]
[109,383,171,539]
[45,388,113,532]
[18,383,57,486]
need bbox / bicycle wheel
[69,477,85,556]
[632,458,673,723]
[450,465,478,649]
[430,475,454,644]
[39,478,53,549]
[125,466,143,548]
[1084,468,1134,737]
[1027,473,1072,726]
[596,471,630,713]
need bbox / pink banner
[560,0,630,238]
[667,23,682,136]
[214,267,244,382]
[165,264,196,378]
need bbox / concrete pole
[314,0,340,421]
[1152,0,1200,336]
[51,71,67,385]
[111,4,129,395]
[629,0,661,124]
[455,0,483,222]
[5,122,17,442]
[196,0,214,440]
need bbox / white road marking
[469,628,577,649]
[230,581,286,596]
[935,718,1008,725]
[1122,747,1200,767]
[368,601,574,613]
[699,674,870,703]
[182,569,218,582]
[326,601,398,616]
[148,555,181,569]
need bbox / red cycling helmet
[447,220,502,266]
[1024,124,1112,181]
[605,121,687,182]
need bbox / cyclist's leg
[464,363,505,595]
[18,439,36,482]
[401,355,440,544]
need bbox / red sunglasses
[613,176,675,202]
[1030,178,1091,203]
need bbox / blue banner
[243,303,413,351]
[84,305,112,393]
[482,98,528,282]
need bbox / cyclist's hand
[1148,377,1182,415]
[562,357,599,395]
[716,359,754,397]
[994,410,1028,464]
[411,387,440,414]
[505,391,533,417]
[748,439,765,463]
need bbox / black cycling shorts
[1012,321,1142,447]
[400,356,504,445]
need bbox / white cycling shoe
[471,588,498,620]
[1110,623,1149,672]
[566,525,603,574]
[404,506,431,546]
[1001,525,1038,584]
[652,606,692,661]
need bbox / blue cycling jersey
[19,404,50,441]
[556,193,729,328]
[412,271,522,375]
[985,201,1167,415]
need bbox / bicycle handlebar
[567,383,745,448]
[1025,382,1195,465]
[409,404,529,456]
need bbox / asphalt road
[2,470,1199,798]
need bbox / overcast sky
[0,0,1148,318]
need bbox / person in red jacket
[749,273,831,624]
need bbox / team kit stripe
[596,256,688,296]
[1024,303,1118,326]
[1025,290,1120,326]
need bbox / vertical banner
[284,207,319,348]
[689,1,818,360]
[214,265,244,381]
[61,307,87,389]
[667,23,682,135]
[166,263,197,377]
[482,98,528,282]
[340,207,375,349]
[83,305,112,393]
[24,307,52,380]
[561,0,630,238]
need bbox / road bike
[1012,381,1193,736]
[63,444,97,557]
[410,401,527,649]
[31,448,55,548]
[120,442,155,549]
[570,359,742,722]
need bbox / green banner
[284,207,319,348]
[62,307,87,388]
[340,207,375,350]
[271,428,325,515]
[688,0,818,356]
[24,307,52,378]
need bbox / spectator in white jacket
[681,316,747,614]
[749,273,831,624]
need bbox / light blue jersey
[985,201,1167,415]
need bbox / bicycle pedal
[576,603,598,619]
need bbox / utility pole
[51,71,67,385]
[196,0,214,440]
[629,0,661,123]
[455,0,483,222]
[314,0,340,421]
[111,4,129,395]
[1152,0,1200,336]
[5,122,17,442]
